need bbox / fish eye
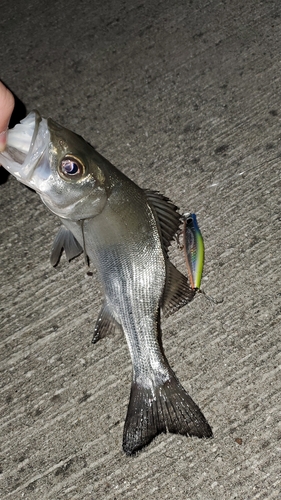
[59,156,84,179]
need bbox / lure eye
[59,156,84,179]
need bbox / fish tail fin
[123,373,212,455]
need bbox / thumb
[0,82,15,151]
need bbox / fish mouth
[0,110,50,188]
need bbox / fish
[0,110,212,455]
[183,213,205,291]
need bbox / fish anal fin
[92,301,122,344]
[123,373,212,455]
[145,190,181,254]
[50,226,83,266]
[162,261,195,317]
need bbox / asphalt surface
[1,0,280,498]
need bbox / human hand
[0,82,15,152]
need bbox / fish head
[0,111,109,220]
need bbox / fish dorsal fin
[145,191,194,314]
[162,261,195,317]
[92,300,122,344]
[145,190,181,254]
[50,226,83,266]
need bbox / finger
[0,82,15,151]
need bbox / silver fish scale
[71,183,170,387]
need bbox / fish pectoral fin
[123,372,212,456]
[162,261,195,317]
[145,190,181,254]
[50,226,83,266]
[92,301,122,344]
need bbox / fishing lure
[183,213,204,291]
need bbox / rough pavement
[1,0,280,498]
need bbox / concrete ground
[1,0,280,498]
